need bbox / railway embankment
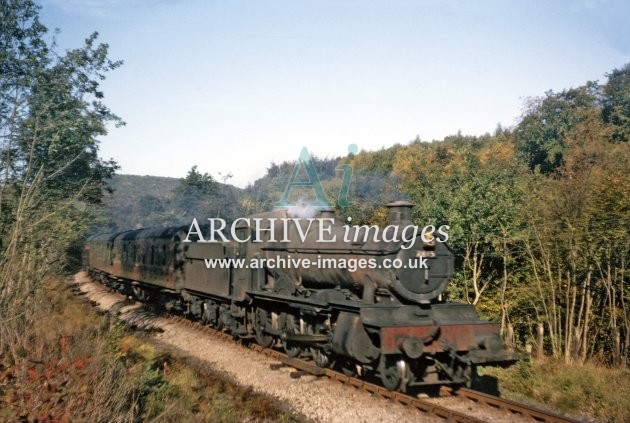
[0,274,299,422]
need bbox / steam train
[84,201,519,391]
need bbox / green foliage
[0,0,48,136]
[176,165,218,197]
[19,31,121,204]
[389,134,527,308]
[173,165,219,221]
[603,63,630,143]
[0,0,121,363]
[0,0,120,240]
[515,83,600,173]
[244,155,342,210]
[98,174,180,230]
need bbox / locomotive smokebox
[386,201,413,226]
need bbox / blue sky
[40,0,629,187]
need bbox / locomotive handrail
[261,246,403,255]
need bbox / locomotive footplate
[358,302,516,361]
[248,291,329,312]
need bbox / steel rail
[168,315,483,422]
[73,278,582,423]
[456,388,583,423]
[170,314,584,423]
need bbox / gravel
[73,272,530,423]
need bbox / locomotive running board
[248,291,329,312]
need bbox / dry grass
[117,335,301,422]
[481,358,630,422]
[0,278,301,422]
[0,279,139,422]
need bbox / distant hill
[110,174,180,202]
[100,174,241,232]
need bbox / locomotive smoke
[284,201,321,219]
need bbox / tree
[0,0,48,230]
[515,83,600,173]
[519,107,629,363]
[176,165,217,197]
[0,0,121,360]
[173,165,219,220]
[602,63,630,143]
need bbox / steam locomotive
[84,201,519,391]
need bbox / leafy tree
[515,83,600,173]
[0,0,120,360]
[173,165,222,220]
[0,0,48,230]
[392,134,526,311]
[176,165,217,197]
[602,63,630,143]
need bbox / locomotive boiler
[246,201,453,306]
[84,201,519,391]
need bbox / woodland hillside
[239,65,630,366]
[103,64,630,367]
[97,173,241,232]
[1,0,628,419]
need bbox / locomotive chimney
[386,201,413,226]
[318,206,336,220]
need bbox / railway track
[73,276,583,423]
[455,388,581,423]
[168,314,583,423]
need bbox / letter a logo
[275,147,332,207]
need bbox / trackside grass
[481,358,630,422]
[0,278,301,422]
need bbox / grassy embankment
[0,278,300,422]
[482,358,630,422]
